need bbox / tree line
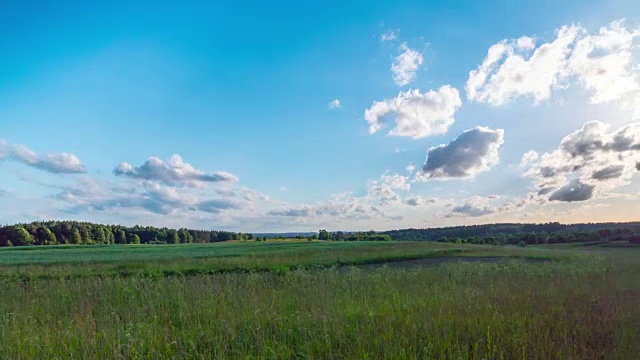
[382,222,640,245]
[254,231,392,242]
[317,230,392,241]
[2,220,639,248]
[0,221,253,247]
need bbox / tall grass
[0,255,637,359]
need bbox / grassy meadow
[0,240,637,358]
[0,240,544,280]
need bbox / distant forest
[382,222,640,245]
[1,220,639,247]
[0,221,252,247]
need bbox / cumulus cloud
[0,140,86,174]
[268,173,415,221]
[592,165,625,180]
[56,178,198,215]
[447,196,498,217]
[420,126,504,179]
[392,43,424,86]
[516,36,536,51]
[56,174,259,216]
[567,20,640,105]
[366,173,410,205]
[466,25,578,105]
[328,99,341,109]
[467,20,640,109]
[520,150,540,166]
[114,154,238,187]
[364,85,462,139]
[381,30,397,42]
[404,195,436,206]
[64,185,233,216]
[548,179,595,202]
[522,120,640,202]
[268,193,395,220]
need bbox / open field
[0,241,638,358]
[0,240,559,280]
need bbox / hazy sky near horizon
[1,0,639,232]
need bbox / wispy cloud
[391,43,424,86]
[328,99,341,109]
[0,140,86,174]
[381,30,397,42]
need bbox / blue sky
[1,0,639,231]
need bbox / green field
[0,241,638,358]
[0,240,551,280]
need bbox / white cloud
[520,150,540,166]
[364,85,462,139]
[522,120,640,202]
[56,178,197,215]
[467,20,640,110]
[392,43,424,86]
[114,154,238,187]
[466,25,579,105]
[328,99,341,109]
[567,20,640,105]
[406,162,416,173]
[268,193,395,221]
[420,126,505,180]
[0,140,86,174]
[381,30,397,42]
[56,175,260,217]
[268,173,413,222]
[366,173,410,205]
[516,36,536,51]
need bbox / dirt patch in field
[349,256,548,270]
